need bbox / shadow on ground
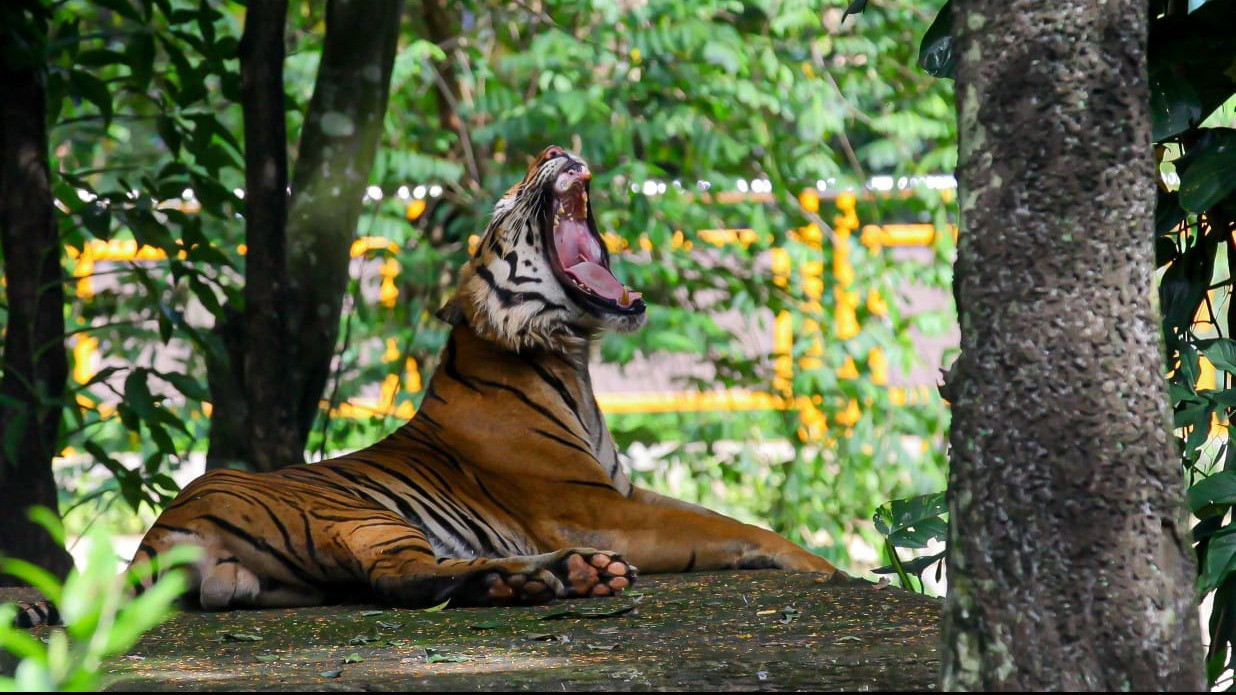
[4,571,941,691]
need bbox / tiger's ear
[435,296,465,326]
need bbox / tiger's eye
[544,146,566,160]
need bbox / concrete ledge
[4,571,942,691]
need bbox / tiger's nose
[555,162,591,193]
[567,162,591,181]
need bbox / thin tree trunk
[0,2,74,584]
[207,0,403,472]
[205,0,294,471]
[239,0,298,471]
[282,0,403,455]
[940,0,1203,689]
[418,0,482,191]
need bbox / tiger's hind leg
[339,513,635,607]
[198,556,326,609]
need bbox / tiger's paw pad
[482,568,560,606]
[561,550,637,598]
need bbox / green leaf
[917,1,954,79]
[343,653,364,664]
[68,69,113,126]
[1154,189,1187,238]
[0,558,63,607]
[80,200,112,239]
[1149,5,1236,142]
[426,649,471,663]
[1201,531,1236,592]
[156,371,210,401]
[873,492,947,549]
[126,31,155,91]
[319,669,343,678]
[123,368,157,421]
[842,0,868,19]
[1200,338,1236,372]
[1160,239,1217,344]
[872,549,946,576]
[26,506,66,547]
[105,568,190,653]
[1207,389,1236,410]
[157,116,182,155]
[1150,63,1202,142]
[1174,397,1213,429]
[1190,471,1236,518]
[423,599,450,612]
[1178,129,1236,213]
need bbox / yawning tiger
[13,145,844,626]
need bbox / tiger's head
[437,145,646,352]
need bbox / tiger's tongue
[554,214,641,307]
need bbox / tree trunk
[281,0,404,459]
[205,0,295,471]
[939,0,1203,689]
[207,0,403,472]
[0,3,74,584]
[239,0,299,471]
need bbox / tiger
[12,145,844,626]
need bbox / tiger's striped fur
[13,145,842,624]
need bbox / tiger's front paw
[558,550,636,598]
[482,567,563,606]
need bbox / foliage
[863,0,1236,679]
[0,509,198,691]
[5,0,956,568]
[1150,1,1236,686]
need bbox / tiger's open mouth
[547,163,645,316]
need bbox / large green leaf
[1199,337,1236,372]
[1203,531,1236,593]
[1179,128,1236,213]
[1160,232,1218,346]
[873,491,947,549]
[1154,188,1188,239]
[1191,470,1236,519]
[1149,3,1236,142]
[1149,62,1203,142]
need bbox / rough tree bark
[940,0,1203,689]
[0,2,75,583]
[282,0,404,461]
[240,0,299,472]
[207,0,404,471]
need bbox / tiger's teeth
[620,287,630,305]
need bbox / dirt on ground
[2,571,942,691]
